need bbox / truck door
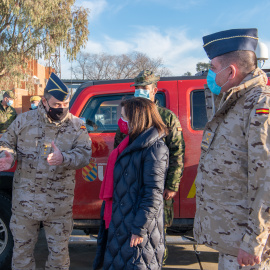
[178,79,207,219]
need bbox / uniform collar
[215,68,268,117]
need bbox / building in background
[0,59,54,114]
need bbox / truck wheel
[0,194,13,270]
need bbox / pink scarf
[99,136,129,228]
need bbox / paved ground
[34,228,219,270]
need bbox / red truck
[0,74,222,267]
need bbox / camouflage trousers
[10,212,73,270]
[163,198,174,264]
[218,253,270,270]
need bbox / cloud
[84,40,104,54]
[61,27,208,78]
[108,0,137,14]
[129,27,204,75]
[77,0,108,21]
[146,0,203,9]
[214,3,270,27]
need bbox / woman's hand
[130,234,144,247]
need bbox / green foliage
[0,0,89,88]
[196,62,210,72]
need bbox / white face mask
[134,89,151,100]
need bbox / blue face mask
[7,100,13,107]
[31,103,38,110]
[207,66,230,95]
[134,89,151,100]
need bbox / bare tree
[72,51,172,80]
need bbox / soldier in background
[194,28,270,269]
[0,72,92,270]
[29,95,41,110]
[0,90,17,134]
[114,70,185,265]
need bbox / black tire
[0,193,13,270]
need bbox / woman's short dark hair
[120,97,168,141]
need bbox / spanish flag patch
[255,108,269,114]
[80,125,86,129]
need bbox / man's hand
[163,188,177,200]
[47,141,63,166]
[130,234,144,247]
[0,151,13,171]
[237,248,261,266]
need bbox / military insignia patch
[255,108,269,114]
[201,131,215,150]
[80,125,86,129]
[177,127,182,131]
[82,159,97,182]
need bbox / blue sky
[60,0,270,78]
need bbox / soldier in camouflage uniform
[0,73,92,270]
[0,90,17,134]
[194,28,270,269]
[114,70,185,264]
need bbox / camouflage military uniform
[194,68,270,267]
[0,101,17,133]
[0,103,92,270]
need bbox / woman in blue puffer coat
[102,97,169,270]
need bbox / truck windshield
[80,93,165,133]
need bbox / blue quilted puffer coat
[103,127,169,270]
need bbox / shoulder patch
[255,108,269,114]
[80,125,86,129]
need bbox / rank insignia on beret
[255,108,269,114]
[80,125,86,129]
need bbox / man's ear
[153,86,158,95]
[228,65,237,80]
[41,97,47,106]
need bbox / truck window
[191,90,207,130]
[80,92,166,133]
